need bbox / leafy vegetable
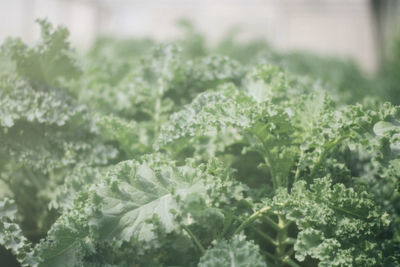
[198,235,266,267]
[1,19,399,267]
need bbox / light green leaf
[198,235,267,267]
[88,158,207,244]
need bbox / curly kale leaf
[1,19,81,87]
[158,67,329,189]
[273,177,390,266]
[0,19,121,239]
[0,198,39,266]
[35,156,221,266]
[87,156,208,245]
[93,114,150,158]
[198,235,266,267]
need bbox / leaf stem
[283,237,296,245]
[293,150,303,183]
[263,215,281,232]
[260,249,281,261]
[263,154,277,188]
[153,85,164,136]
[234,206,271,235]
[218,211,234,239]
[283,257,300,267]
[310,136,345,178]
[250,225,278,246]
[182,225,205,254]
[329,204,366,219]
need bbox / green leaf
[35,200,90,267]
[0,198,39,266]
[373,121,400,136]
[294,228,351,266]
[88,156,207,245]
[273,177,389,266]
[198,235,267,267]
[94,114,150,158]
[36,155,211,265]
[1,19,81,87]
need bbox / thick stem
[246,214,295,266]
[263,154,277,189]
[293,150,304,183]
[153,86,163,136]
[275,216,288,258]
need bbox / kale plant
[0,20,399,267]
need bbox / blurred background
[1,0,400,73]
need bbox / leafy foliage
[198,235,266,267]
[0,20,399,267]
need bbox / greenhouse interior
[1,0,400,266]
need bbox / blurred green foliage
[88,20,400,105]
[378,35,400,105]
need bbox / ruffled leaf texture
[0,19,119,237]
[0,198,39,266]
[198,235,267,267]
[1,19,400,267]
[34,155,212,266]
[273,177,390,266]
[157,67,329,188]
[1,19,81,87]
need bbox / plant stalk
[182,225,205,254]
[234,206,271,235]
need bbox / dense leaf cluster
[0,20,399,266]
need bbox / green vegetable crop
[0,20,399,267]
